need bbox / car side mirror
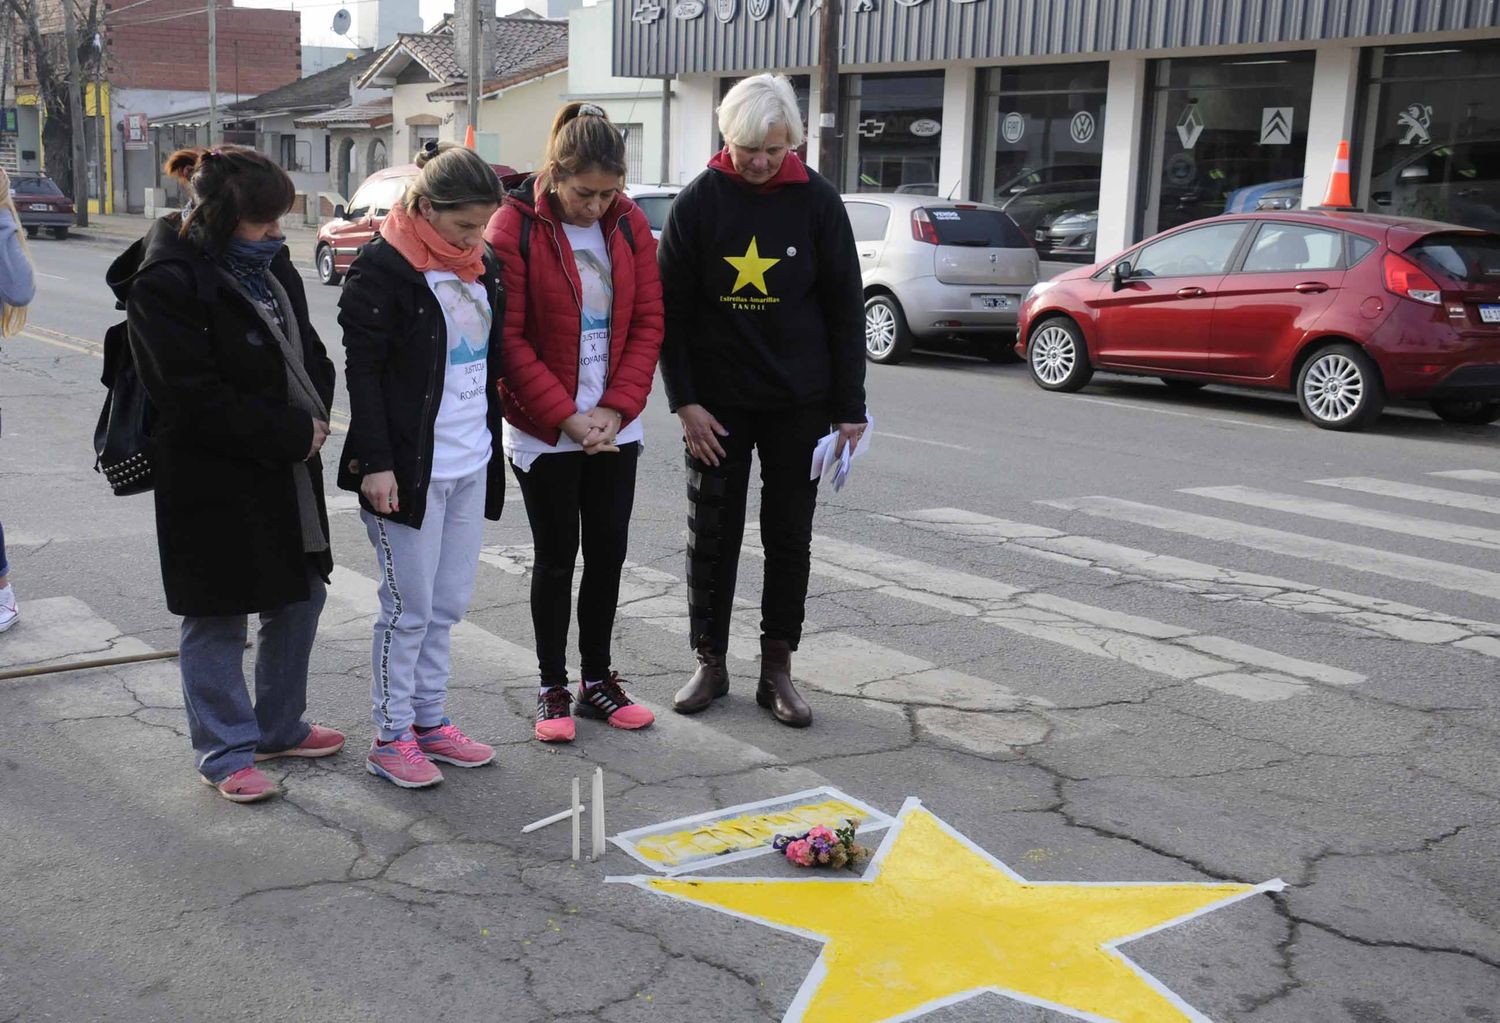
[1111,260,1133,290]
[332,204,346,220]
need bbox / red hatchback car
[1015,211,1500,430]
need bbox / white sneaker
[0,585,17,633]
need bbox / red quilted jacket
[484,179,663,445]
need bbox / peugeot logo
[989,253,997,264]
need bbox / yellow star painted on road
[616,799,1283,1023]
[724,236,781,295]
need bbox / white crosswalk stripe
[1042,495,1500,602]
[1429,470,1500,485]
[1311,476,1500,516]
[479,545,1051,715]
[892,508,1500,659]
[1182,485,1500,553]
[742,529,1363,700]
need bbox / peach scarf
[379,200,486,283]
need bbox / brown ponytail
[164,145,295,251]
[539,102,628,192]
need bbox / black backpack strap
[518,208,533,266]
[618,212,635,254]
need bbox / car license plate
[978,295,1012,311]
[1480,304,1500,324]
[31,203,51,212]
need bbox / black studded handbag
[93,317,154,496]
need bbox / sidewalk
[70,211,320,269]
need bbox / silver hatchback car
[842,194,1039,364]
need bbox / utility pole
[659,77,670,185]
[207,0,218,146]
[465,0,480,139]
[817,0,842,190]
[62,0,88,225]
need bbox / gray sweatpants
[362,467,487,741]
[179,566,326,782]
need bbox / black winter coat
[107,216,335,617]
[335,235,507,529]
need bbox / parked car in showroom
[316,160,515,285]
[843,193,1038,364]
[624,183,681,240]
[11,174,75,239]
[1016,211,1500,430]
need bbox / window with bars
[620,123,644,183]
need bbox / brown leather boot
[673,646,729,714]
[756,638,811,728]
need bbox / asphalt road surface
[2,232,1497,1023]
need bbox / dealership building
[614,0,1499,263]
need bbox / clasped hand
[561,407,622,454]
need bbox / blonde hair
[0,187,30,337]
[403,141,501,212]
[539,102,627,192]
[717,75,805,149]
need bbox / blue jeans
[0,519,9,578]
[179,567,327,782]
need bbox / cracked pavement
[2,239,1498,1022]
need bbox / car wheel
[316,245,342,286]
[1161,378,1206,392]
[1296,343,1385,431]
[864,294,913,365]
[1429,398,1500,425]
[49,226,68,240]
[1027,318,1093,392]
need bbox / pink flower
[807,826,836,843]
[786,839,815,867]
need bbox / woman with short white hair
[657,73,867,729]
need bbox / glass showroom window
[1359,40,1500,234]
[974,63,1107,263]
[1139,53,1315,236]
[842,71,945,195]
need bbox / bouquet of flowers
[771,820,870,871]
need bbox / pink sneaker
[414,719,494,768]
[201,765,278,803]
[366,732,443,789]
[576,673,656,730]
[255,724,346,762]
[535,686,576,743]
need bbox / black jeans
[686,406,828,656]
[512,443,640,685]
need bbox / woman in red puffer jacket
[484,102,663,745]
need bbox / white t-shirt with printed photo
[503,220,644,471]
[425,270,494,481]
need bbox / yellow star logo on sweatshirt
[614,799,1284,1023]
[724,236,781,296]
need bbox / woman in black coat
[107,147,346,803]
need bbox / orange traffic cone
[1315,139,1356,210]
[464,124,476,149]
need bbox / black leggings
[512,442,640,685]
[686,406,828,655]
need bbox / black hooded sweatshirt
[656,157,867,424]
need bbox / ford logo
[909,118,941,138]
[674,0,705,17]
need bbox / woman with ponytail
[484,102,662,743]
[0,167,37,636]
[338,141,506,789]
[104,146,343,803]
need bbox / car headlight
[1255,194,1299,211]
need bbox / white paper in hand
[809,412,874,491]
